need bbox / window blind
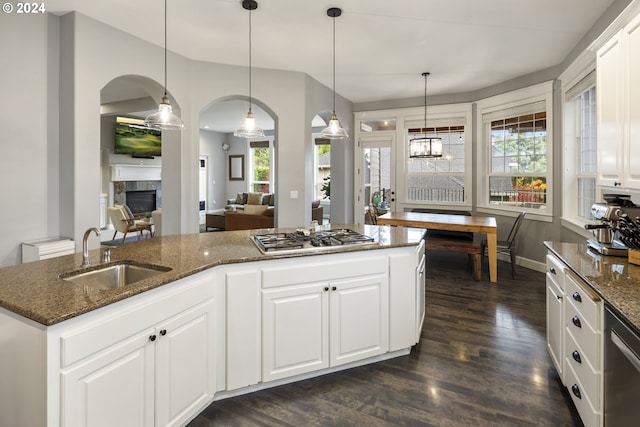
[481,100,546,123]
[249,140,269,148]
[565,70,596,101]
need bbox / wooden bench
[412,209,481,281]
[425,236,482,281]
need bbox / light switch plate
[290,190,299,199]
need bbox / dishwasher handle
[611,330,640,373]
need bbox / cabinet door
[262,282,329,382]
[546,278,564,382]
[597,32,624,187]
[155,299,217,427]
[61,329,155,427]
[330,273,389,366]
[624,14,640,188]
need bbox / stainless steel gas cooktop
[252,229,376,254]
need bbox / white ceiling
[52,0,617,131]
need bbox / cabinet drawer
[565,299,600,368]
[564,358,601,427]
[262,254,387,288]
[546,254,564,290]
[565,271,600,326]
[565,329,601,409]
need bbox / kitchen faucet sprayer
[82,227,101,267]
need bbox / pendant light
[319,7,349,140]
[144,0,184,130]
[409,72,442,158]
[234,0,265,138]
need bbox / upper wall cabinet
[597,12,640,189]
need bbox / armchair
[107,206,149,243]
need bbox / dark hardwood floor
[188,251,582,426]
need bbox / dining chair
[482,211,526,279]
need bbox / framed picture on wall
[229,155,244,181]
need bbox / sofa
[225,192,324,228]
[226,192,274,212]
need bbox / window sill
[561,216,593,240]
[476,205,552,222]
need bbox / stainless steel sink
[61,262,171,291]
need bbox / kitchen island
[0,225,426,427]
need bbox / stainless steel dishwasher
[604,307,640,425]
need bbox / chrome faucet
[82,227,101,267]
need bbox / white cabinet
[260,253,390,382]
[262,281,330,380]
[221,266,261,391]
[61,301,214,427]
[388,240,425,350]
[61,327,155,427]
[262,273,388,382]
[545,251,604,427]
[57,273,217,427]
[546,253,565,382]
[564,270,603,427]
[330,274,388,366]
[597,13,640,189]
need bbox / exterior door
[357,132,396,224]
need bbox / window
[477,82,553,216]
[561,68,597,228]
[489,112,547,208]
[575,86,597,219]
[406,125,466,203]
[314,138,331,201]
[564,74,597,220]
[249,140,272,193]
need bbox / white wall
[0,13,54,266]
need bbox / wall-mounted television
[114,116,161,157]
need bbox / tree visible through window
[250,141,271,193]
[489,112,547,208]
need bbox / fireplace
[126,190,157,215]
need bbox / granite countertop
[544,241,640,335]
[0,224,424,326]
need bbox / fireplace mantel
[110,164,161,182]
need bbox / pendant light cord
[423,73,427,132]
[163,0,168,98]
[332,15,336,114]
[248,5,253,113]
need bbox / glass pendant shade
[319,113,349,139]
[234,110,265,138]
[144,95,184,130]
[409,136,443,158]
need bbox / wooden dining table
[376,211,498,283]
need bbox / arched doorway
[199,97,277,230]
[100,75,182,238]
